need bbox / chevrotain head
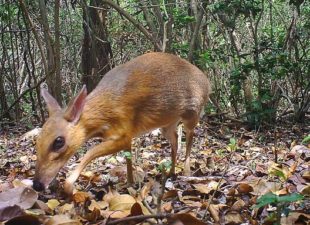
[33,86,87,191]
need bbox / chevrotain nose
[33,179,45,192]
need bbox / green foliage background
[0,0,309,127]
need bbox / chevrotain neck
[78,91,117,139]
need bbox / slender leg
[125,148,134,185]
[64,136,131,195]
[161,122,178,175]
[182,113,199,176]
[184,129,194,176]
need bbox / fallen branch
[177,176,225,183]
[105,213,174,225]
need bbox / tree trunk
[0,70,11,120]
[38,0,62,105]
[81,0,112,92]
[188,4,205,62]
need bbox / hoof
[63,181,74,196]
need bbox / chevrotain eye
[52,136,65,150]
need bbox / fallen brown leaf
[45,214,82,225]
[72,191,90,204]
[280,212,310,225]
[0,187,38,210]
[0,205,24,222]
[5,214,40,225]
[224,211,243,224]
[237,183,253,194]
[162,189,178,200]
[169,213,207,225]
[109,194,136,211]
[231,199,245,211]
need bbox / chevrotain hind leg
[161,121,179,175]
[182,110,200,176]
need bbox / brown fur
[34,52,211,194]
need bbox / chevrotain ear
[41,88,61,116]
[64,85,87,124]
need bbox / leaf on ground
[25,208,45,216]
[224,211,243,224]
[237,183,253,194]
[268,163,291,181]
[280,212,310,225]
[0,182,11,193]
[80,171,101,183]
[231,199,246,211]
[20,128,41,141]
[180,195,202,208]
[33,200,51,214]
[0,187,37,210]
[255,163,268,175]
[72,191,90,204]
[254,192,303,209]
[130,202,143,216]
[162,189,178,200]
[302,170,310,181]
[291,145,310,158]
[103,187,120,202]
[162,201,172,212]
[207,204,227,223]
[88,200,107,211]
[12,179,33,188]
[84,207,101,222]
[300,184,310,196]
[4,214,40,225]
[45,214,82,225]
[0,205,24,222]
[169,213,207,225]
[109,166,127,182]
[108,194,150,217]
[47,199,60,211]
[193,181,219,194]
[248,179,281,195]
[109,194,136,211]
[58,203,74,214]
[101,210,130,219]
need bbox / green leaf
[277,193,304,203]
[254,193,304,209]
[302,135,310,144]
[269,168,287,181]
[158,160,172,173]
[254,192,278,208]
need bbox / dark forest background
[0,0,309,128]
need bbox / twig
[177,176,224,183]
[95,1,162,51]
[104,213,174,225]
[142,198,156,214]
[18,0,48,76]
[203,150,233,220]
[0,75,46,119]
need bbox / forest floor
[0,115,309,225]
